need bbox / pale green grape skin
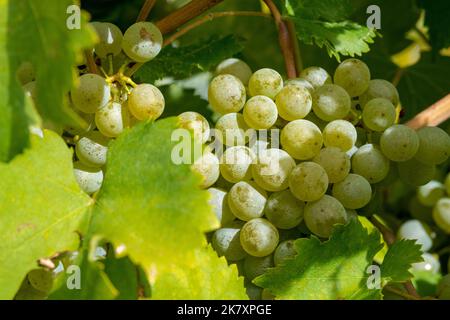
[95,102,130,138]
[312,84,351,121]
[445,173,450,195]
[334,58,371,97]
[73,161,104,195]
[91,22,123,58]
[274,240,297,266]
[362,98,396,132]
[299,66,332,88]
[397,158,435,186]
[208,74,246,114]
[417,180,446,207]
[212,227,247,261]
[243,254,274,280]
[351,144,390,183]
[360,79,399,107]
[332,174,372,209]
[380,125,419,162]
[433,198,450,233]
[191,152,220,189]
[275,84,312,121]
[243,95,278,129]
[75,131,109,167]
[27,269,54,293]
[252,148,296,192]
[71,74,111,114]
[437,274,450,300]
[228,181,267,221]
[128,84,165,121]
[122,22,162,62]
[264,190,305,229]
[240,218,279,257]
[313,147,350,183]
[248,68,283,99]
[215,113,250,146]
[412,253,440,273]
[207,188,235,227]
[289,162,329,202]
[281,119,323,160]
[414,126,450,165]
[220,146,254,183]
[304,195,347,238]
[177,111,210,144]
[284,78,314,93]
[323,120,357,152]
[17,61,35,85]
[397,219,433,251]
[216,58,252,85]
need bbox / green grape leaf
[0,131,93,299]
[0,0,96,162]
[255,219,384,300]
[418,0,450,52]
[380,239,423,283]
[135,35,243,83]
[285,0,353,21]
[152,245,248,299]
[49,251,118,300]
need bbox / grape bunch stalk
[181,57,450,299]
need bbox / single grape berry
[240,218,279,257]
[128,84,165,121]
[122,22,162,62]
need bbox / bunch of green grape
[185,57,450,300]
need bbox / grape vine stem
[84,50,99,75]
[406,94,450,129]
[136,0,157,22]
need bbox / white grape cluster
[186,58,450,298]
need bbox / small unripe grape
[177,111,210,144]
[122,22,162,62]
[191,152,220,189]
[312,84,351,121]
[275,83,312,121]
[313,147,350,183]
[323,120,357,151]
[332,174,372,209]
[359,79,399,107]
[95,102,130,138]
[304,195,347,238]
[243,95,278,129]
[412,253,440,273]
[243,254,274,280]
[212,227,247,261]
[208,74,246,114]
[380,125,419,162]
[248,68,283,99]
[417,181,446,207]
[207,188,235,227]
[240,218,279,257]
[299,66,332,88]
[71,74,111,114]
[289,162,329,202]
[73,161,104,194]
[264,190,305,229]
[284,78,314,93]
[281,119,323,160]
[228,181,267,221]
[128,84,165,121]
[334,58,371,97]
[215,113,250,146]
[362,98,396,132]
[91,22,123,58]
[216,58,252,85]
[414,126,450,165]
[274,240,297,266]
[433,198,450,233]
[351,144,390,183]
[397,219,434,251]
[397,158,435,186]
[220,146,254,183]
[75,131,109,168]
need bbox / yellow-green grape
[252,148,296,192]
[299,66,332,88]
[398,158,436,186]
[289,162,329,202]
[351,144,390,183]
[275,83,312,121]
[380,125,419,162]
[91,22,123,58]
[346,209,358,221]
[73,161,104,194]
[264,190,305,229]
[281,119,323,160]
[437,274,450,300]
[334,58,371,97]
[445,173,450,195]
[95,102,130,138]
[212,226,247,261]
[215,113,250,146]
[362,98,396,132]
[243,95,278,129]
[71,74,111,114]
[433,198,450,233]
[414,126,450,165]
[304,195,347,238]
[65,109,95,136]
[191,152,220,189]
[412,253,440,273]
[417,181,446,207]
[220,146,254,183]
[216,58,253,85]
[228,181,267,221]
[397,219,434,251]
[208,74,246,114]
[240,218,279,257]
[359,79,399,107]
[313,147,350,183]
[207,187,235,226]
[323,120,357,151]
[177,111,210,144]
[284,78,314,93]
[127,84,165,121]
[273,240,297,266]
[243,254,274,280]
[17,61,35,85]
[312,84,351,121]
[248,68,283,99]
[122,22,162,62]
[75,131,109,167]
[27,269,54,293]
[332,174,372,209]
